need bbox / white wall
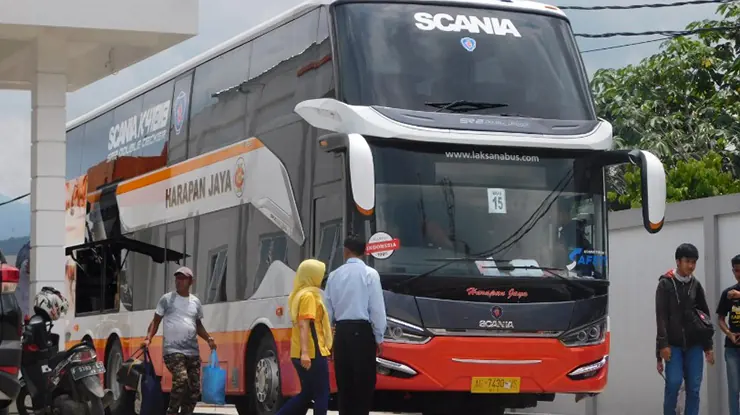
[518,194,740,415]
[599,219,707,415]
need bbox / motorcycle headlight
[384,317,431,344]
[559,318,607,347]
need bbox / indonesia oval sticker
[460,37,476,52]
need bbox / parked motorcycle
[15,287,113,415]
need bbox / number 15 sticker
[487,188,507,214]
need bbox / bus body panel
[377,335,609,393]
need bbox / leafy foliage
[591,2,740,208]
[608,151,740,208]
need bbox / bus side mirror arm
[588,149,666,234]
[316,132,376,215]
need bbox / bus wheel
[249,335,283,415]
[105,339,129,415]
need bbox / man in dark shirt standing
[717,254,740,415]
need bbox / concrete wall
[528,193,740,415]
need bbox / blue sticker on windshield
[460,37,476,52]
[567,248,608,270]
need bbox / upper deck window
[333,3,595,121]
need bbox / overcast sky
[0,0,722,198]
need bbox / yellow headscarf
[288,259,333,351]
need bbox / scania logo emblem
[491,306,503,319]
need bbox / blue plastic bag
[202,349,226,405]
[140,349,164,415]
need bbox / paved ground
[194,406,404,414]
[9,402,549,414]
[192,404,550,415]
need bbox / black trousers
[334,320,377,415]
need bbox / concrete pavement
[10,402,549,414]
[194,406,403,414]
[193,404,553,415]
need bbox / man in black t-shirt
[716,254,740,415]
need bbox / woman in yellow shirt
[277,258,333,415]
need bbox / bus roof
[66,0,566,132]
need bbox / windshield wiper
[424,100,509,113]
[394,259,595,296]
[392,256,480,289]
[480,263,596,296]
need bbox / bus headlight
[559,318,607,347]
[384,317,431,344]
[568,355,609,380]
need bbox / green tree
[609,151,740,208]
[590,2,740,209]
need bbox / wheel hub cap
[254,353,280,410]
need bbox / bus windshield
[368,142,607,279]
[334,2,594,120]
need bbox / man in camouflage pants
[143,267,217,414]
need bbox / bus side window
[165,220,186,294]
[248,9,320,136]
[130,225,167,311]
[193,207,238,304]
[206,247,228,304]
[168,72,193,165]
[188,43,252,158]
[316,222,340,269]
[253,234,288,294]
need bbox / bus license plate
[71,361,105,380]
[470,377,521,394]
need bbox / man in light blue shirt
[324,236,387,415]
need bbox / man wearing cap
[143,266,217,415]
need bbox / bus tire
[248,334,283,415]
[104,339,130,415]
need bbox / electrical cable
[576,24,740,38]
[560,0,732,11]
[581,36,670,53]
[579,25,739,53]
[0,193,29,208]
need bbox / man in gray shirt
[143,266,216,415]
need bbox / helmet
[33,287,69,321]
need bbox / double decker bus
[62,0,667,414]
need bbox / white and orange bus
[62,0,668,414]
